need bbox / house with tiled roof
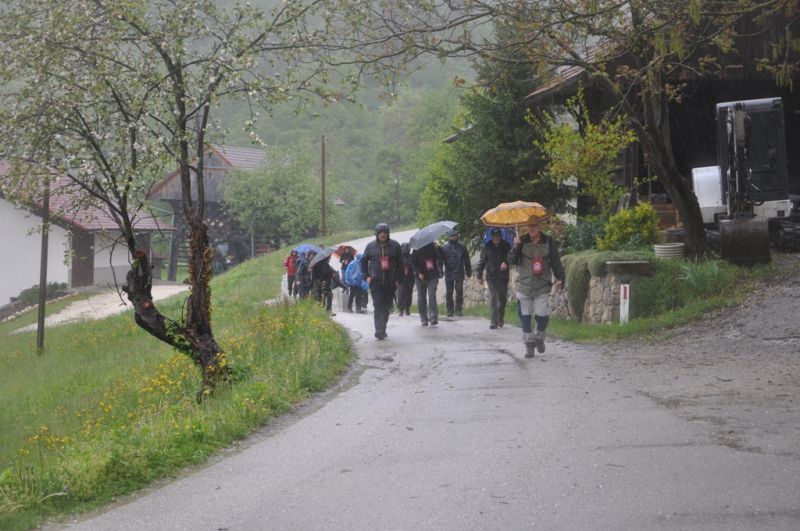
[0,161,172,305]
[147,144,268,280]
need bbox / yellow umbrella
[480,201,551,228]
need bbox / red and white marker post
[619,282,630,324]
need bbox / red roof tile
[0,160,173,232]
[526,40,617,101]
[527,64,586,100]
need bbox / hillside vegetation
[0,236,358,530]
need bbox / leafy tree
[418,46,570,244]
[217,79,462,231]
[538,88,637,218]
[0,0,412,394]
[360,0,800,255]
[222,148,320,245]
[355,87,461,228]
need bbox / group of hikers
[283,214,563,358]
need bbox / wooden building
[526,17,800,225]
[147,144,268,280]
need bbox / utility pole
[36,177,50,355]
[394,169,400,226]
[321,135,326,236]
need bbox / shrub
[563,216,606,253]
[13,282,70,307]
[630,258,738,318]
[630,259,688,317]
[562,254,592,320]
[596,202,660,251]
[679,259,737,298]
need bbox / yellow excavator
[692,97,799,265]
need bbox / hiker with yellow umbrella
[481,201,564,358]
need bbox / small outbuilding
[0,161,172,306]
[147,144,268,280]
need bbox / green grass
[548,296,737,342]
[0,230,366,530]
[462,256,774,343]
[0,293,88,337]
[462,294,742,343]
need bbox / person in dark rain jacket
[360,223,402,340]
[396,243,415,316]
[476,228,511,329]
[411,242,443,326]
[312,255,341,314]
[441,229,472,317]
[296,251,314,299]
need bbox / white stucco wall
[0,198,71,306]
[93,232,132,287]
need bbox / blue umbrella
[482,227,515,247]
[294,243,323,254]
[409,220,458,250]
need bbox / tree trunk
[185,219,229,394]
[634,69,708,256]
[639,139,708,256]
[123,221,229,398]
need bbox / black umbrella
[309,247,335,268]
[409,221,458,250]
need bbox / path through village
[51,234,800,530]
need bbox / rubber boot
[534,330,546,353]
[523,332,537,358]
[534,315,549,353]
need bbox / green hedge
[563,251,743,322]
[631,258,739,318]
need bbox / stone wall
[462,254,654,325]
[552,260,654,324]
[462,260,517,307]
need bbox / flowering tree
[0,0,413,395]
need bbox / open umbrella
[333,245,357,259]
[409,220,457,250]
[294,243,323,255]
[309,247,336,268]
[480,201,550,228]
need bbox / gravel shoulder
[598,253,800,459]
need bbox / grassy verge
[462,294,745,343]
[461,256,776,343]
[0,231,365,530]
[0,293,88,337]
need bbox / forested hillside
[216,58,473,231]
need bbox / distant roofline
[147,143,266,200]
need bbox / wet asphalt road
[60,309,800,530]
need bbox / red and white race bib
[380,255,390,271]
[425,257,435,271]
[532,256,545,276]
